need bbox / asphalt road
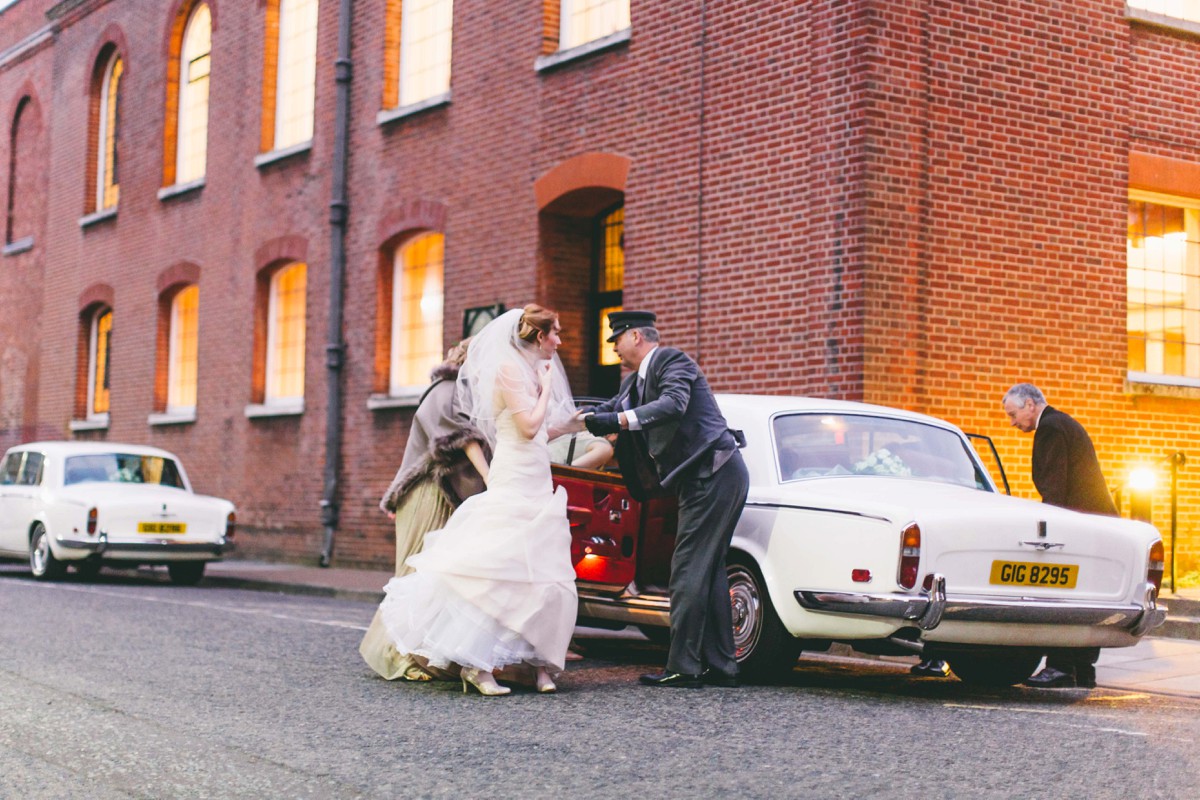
[2,566,1198,800]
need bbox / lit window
[1128,1,1200,24]
[398,0,453,107]
[596,206,624,367]
[1128,193,1200,382]
[97,53,123,210]
[267,262,307,401]
[273,0,319,149]
[89,309,113,417]
[168,286,200,412]
[177,4,211,184]
[390,233,444,393]
[560,0,629,51]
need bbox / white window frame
[388,234,444,396]
[87,309,112,422]
[176,4,212,185]
[559,0,630,52]
[166,286,199,415]
[96,52,121,211]
[398,0,454,109]
[273,0,319,150]
[264,263,306,407]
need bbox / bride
[378,304,581,695]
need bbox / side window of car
[0,453,20,485]
[18,453,44,486]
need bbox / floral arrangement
[853,448,912,477]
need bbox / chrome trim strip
[744,501,891,524]
[56,534,225,556]
[795,579,1166,633]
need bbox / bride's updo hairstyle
[517,304,558,345]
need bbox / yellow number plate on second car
[137,522,187,534]
[989,560,1077,589]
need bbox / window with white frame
[398,0,453,107]
[1128,1,1200,25]
[1128,192,1200,383]
[273,0,319,149]
[176,4,212,184]
[96,51,123,210]
[390,233,444,394]
[560,0,630,52]
[167,286,200,412]
[266,262,307,402]
[88,308,113,418]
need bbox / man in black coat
[1002,382,1118,689]
[584,311,749,688]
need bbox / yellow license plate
[989,560,1077,588]
[137,522,187,534]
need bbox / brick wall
[1,0,1198,573]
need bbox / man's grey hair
[1004,382,1046,407]
[637,326,660,343]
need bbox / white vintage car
[552,395,1166,685]
[0,442,235,585]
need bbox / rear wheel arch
[725,550,802,682]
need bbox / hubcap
[727,566,762,660]
[31,529,48,575]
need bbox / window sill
[376,92,452,126]
[367,391,424,411]
[1127,9,1200,39]
[80,206,118,229]
[2,236,34,256]
[69,414,110,432]
[254,140,313,168]
[148,409,197,426]
[245,399,305,418]
[158,178,205,202]
[535,27,631,73]
[1125,372,1200,399]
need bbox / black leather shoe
[700,669,740,688]
[639,671,703,688]
[1075,666,1097,689]
[1024,666,1076,688]
[910,659,950,677]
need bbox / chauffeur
[584,311,749,688]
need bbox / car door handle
[567,506,593,527]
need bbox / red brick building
[2,0,1198,573]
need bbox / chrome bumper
[56,532,227,558]
[794,575,1166,637]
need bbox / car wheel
[29,523,66,581]
[946,651,1042,687]
[167,562,206,586]
[727,557,801,682]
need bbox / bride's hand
[538,360,554,392]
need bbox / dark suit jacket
[1032,406,1117,516]
[593,347,737,498]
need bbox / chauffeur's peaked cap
[606,310,657,341]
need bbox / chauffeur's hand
[584,412,621,436]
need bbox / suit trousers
[665,449,750,676]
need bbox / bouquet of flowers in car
[853,448,911,477]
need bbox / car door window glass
[0,453,21,485]
[17,453,43,486]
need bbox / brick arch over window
[7,91,45,246]
[535,153,628,394]
[156,260,202,295]
[373,210,446,395]
[162,0,217,187]
[254,234,308,272]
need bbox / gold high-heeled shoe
[535,668,557,694]
[461,667,511,696]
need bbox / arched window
[267,0,319,151]
[266,262,307,402]
[394,0,453,108]
[176,4,211,184]
[167,285,200,412]
[390,233,444,394]
[96,51,123,211]
[6,96,39,247]
[88,308,113,418]
[554,0,629,53]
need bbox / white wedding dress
[378,406,578,673]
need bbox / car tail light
[87,507,98,535]
[898,522,921,589]
[225,511,236,540]
[1148,540,1164,594]
[851,569,872,583]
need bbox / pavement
[204,558,1200,699]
